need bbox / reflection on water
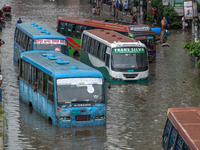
[1,0,200,149]
[17,101,107,150]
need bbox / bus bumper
[57,120,106,127]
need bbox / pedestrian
[182,16,185,30]
[118,1,123,11]
[17,18,22,24]
[97,7,100,15]
[116,1,119,10]
[0,41,5,47]
[92,6,96,15]
[0,70,2,106]
[152,7,157,24]
[131,13,136,23]
[165,17,169,30]
[161,17,166,30]
[123,1,128,14]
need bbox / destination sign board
[34,39,67,45]
[135,36,154,40]
[129,26,151,32]
[113,48,145,53]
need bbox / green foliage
[163,6,179,27]
[198,2,200,13]
[151,0,164,21]
[146,14,154,22]
[151,0,178,28]
[183,42,200,68]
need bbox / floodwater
[0,0,199,149]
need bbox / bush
[183,42,200,68]
[151,0,178,28]
[163,6,179,28]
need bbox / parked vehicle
[162,107,200,150]
[19,50,107,127]
[56,16,156,62]
[14,22,69,63]
[2,5,11,18]
[81,29,149,83]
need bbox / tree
[150,0,179,28]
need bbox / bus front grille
[123,74,138,78]
[75,115,91,121]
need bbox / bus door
[105,47,111,68]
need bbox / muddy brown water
[0,0,199,149]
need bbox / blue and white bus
[81,29,149,83]
[19,50,107,127]
[14,22,68,63]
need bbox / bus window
[38,70,43,92]
[24,61,29,82]
[86,26,92,30]
[105,54,110,67]
[101,45,106,61]
[162,119,173,149]
[67,23,76,38]
[28,64,32,85]
[81,34,87,50]
[94,41,99,56]
[48,76,54,103]
[20,59,25,79]
[86,37,91,53]
[14,28,19,42]
[23,35,28,50]
[18,30,23,46]
[182,143,190,150]
[76,25,86,39]
[174,134,183,150]
[58,21,67,36]
[27,38,32,51]
[32,66,37,86]
[168,127,178,150]
[90,39,95,54]
[43,73,48,95]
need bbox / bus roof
[16,22,67,40]
[58,16,154,33]
[58,16,127,32]
[21,51,103,79]
[168,107,200,150]
[84,29,141,44]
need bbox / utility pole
[193,0,198,42]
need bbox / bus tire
[29,102,32,107]
[48,117,53,126]
[73,51,80,56]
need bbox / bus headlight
[59,116,71,121]
[95,115,106,119]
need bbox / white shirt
[0,75,2,88]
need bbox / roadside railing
[102,3,132,23]
[102,3,110,14]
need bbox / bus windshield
[111,47,148,71]
[33,39,68,53]
[57,78,104,106]
[139,39,154,50]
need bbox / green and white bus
[80,29,149,83]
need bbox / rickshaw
[2,5,11,18]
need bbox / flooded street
[0,0,199,149]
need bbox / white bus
[80,29,149,83]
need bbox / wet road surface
[0,0,199,149]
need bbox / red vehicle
[162,107,200,150]
[2,5,11,18]
[56,16,156,62]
